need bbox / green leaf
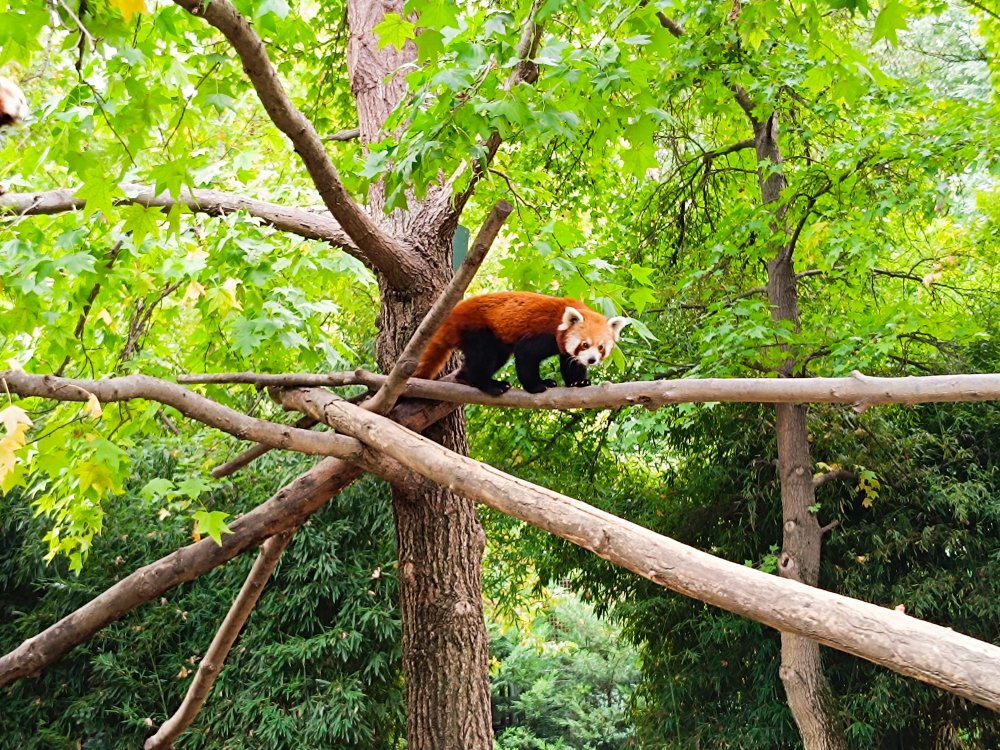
[140,477,176,502]
[256,0,290,19]
[872,0,908,46]
[193,510,232,546]
[373,13,416,51]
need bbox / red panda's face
[558,306,630,368]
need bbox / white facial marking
[564,332,582,356]
[0,77,28,124]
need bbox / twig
[144,530,295,750]
[451,0,544,216]
[211,415,317,478]
[325,127,360,142]
[363,200,513,415]
[55,241,124,377]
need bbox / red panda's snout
[558,306,630,368]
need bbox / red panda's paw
[482,380,512,396]
[524,379,557,394]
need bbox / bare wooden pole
[144,530,295,750]
[176,370,1000,410]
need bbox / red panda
[0,77,28,128]
[414,291,630,395]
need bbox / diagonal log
[364,199,513,415]
[144,530,296,750]
[278,386,1000,714]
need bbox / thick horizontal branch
[281,387,1000,713]
[0,394,458,688]
[170,0,422,290]
[178,370,1000,411]
[0,370,358,459]
[0,183,361,256]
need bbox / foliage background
[4,0,1000,747]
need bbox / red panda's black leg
[559,354,591,388]
[513,335,560,393]
[457,329,513,396]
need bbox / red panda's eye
[580,342,590,350]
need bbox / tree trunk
[377,285,493,750]
[346,3,494,748]
[754,113,848,750]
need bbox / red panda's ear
[558,306,584,331]
[608,316,631,341]
[0,77,28,128]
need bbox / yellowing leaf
[85,393,103,420]
[96,308,116,329]
[78,460,116,495]
[183,280,205,304]
[0,404,32,435]
[0,405,32,486]
[110,0,147,21]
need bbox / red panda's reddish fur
[414,291,612,380]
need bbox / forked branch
[0,395,459,688]
[170,0,420,289]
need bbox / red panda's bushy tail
[413,328,456,380]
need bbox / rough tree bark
[751,106,848,749]
[345,2,493,747]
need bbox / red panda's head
[0,77,28,128]
[557,305,630,368]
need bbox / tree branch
[325,127,360,142]
[144,529,295,750]
[0,183,361,256]
[363,200,512,415]
[446,0,545,221]
[0,371,359,459]
[178,370,1000,413]
[813,468,858,489]
[170,0,421,289]
[277,386,1000,714]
